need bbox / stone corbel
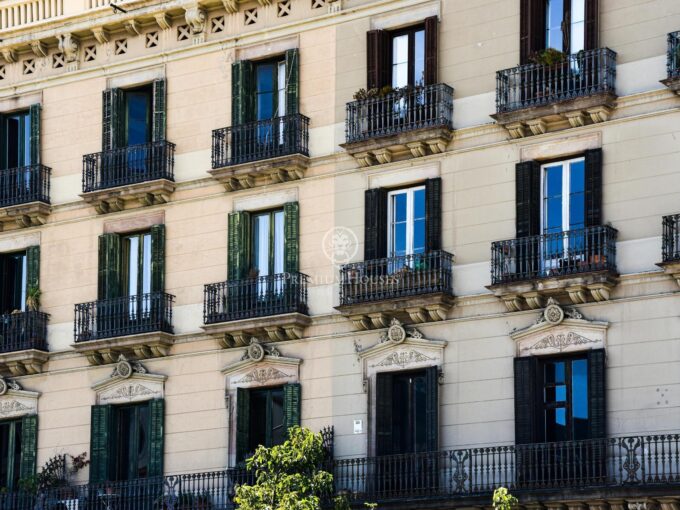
[125,20,141,36]
[587,106,612,124]
[526,118,547,136]
[564,110,587,128]
[31,41,47,58]
[406,141,427,158]
[506,121,527,139]
[185,5,207,34]
[257,0,272,5]
[154,13,172,30]
[373,148,392,165]
[58,34,79,62]
[522,291,545,310]
[501,294,523,312]
[1,48,17,64]
[222,0,239,13]
[92,27,110,44]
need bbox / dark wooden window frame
[388,24,426,88]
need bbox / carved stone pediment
[0,377,39,418]
[223,343,300,390]
[92,356,166,405]
[511,299,608,357]
[359,319,446,378]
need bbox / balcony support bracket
[210,153,309,192]
[82,179,175,215]
[204,313,311,348]
[567,285,589,304]
[0,202,51,232]
[657,260,680,288]
[506,121,527,139]
[564,110,587,128]
[522,291,545,310]
[0,350,49,377]
[73,332,174,366]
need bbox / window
[388,186,426,259]
[390,26,425,88]
[542,356,589,442]
[255,60,287,122]
[125,86,152,147]
[3,111,31,170]
[112,403,151,481]
[544,0,585,54]
[252,210,285,279]
[248,386,286,454]
[123,232,153,297]
[0,419,22,490]
[0,251,27,314]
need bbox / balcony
[342,83,453,167]
[202,272,311,347]
[0,311,49,375]
[209,114,310,192]
[494,48,617,138]
[334,434,680,507]
[81,141,176,214]
[489,226,618,312]
[0,164,51,230]
[662,31,680,93]
[72,292,174,365]
[336,251,454,330]
[657,214,680,286]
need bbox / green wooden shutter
[19,414,38,480]
[102,88,125,151]
[284,49,299,116]
[375,372,393,456]
[0,114,6,170]
[364,188,388,261]
[150,224,166,293]
[232,61,254,126]
[148,399,165,477]
[29,104,41,165]
[283,202,300,274]
[584,0,599,50]
[425,178,442,252]
[228,211,251,281]
[98,233,122,300]
[516,160,541,238]
[513,356,539,444]
[283,383,301,432]
[424,366,439,452]
[26,245,40,294]
[90,404,112,483]
[588,349,606,439]
[236,387,250,463]
[584,148,603,227]
[152,79,167,143]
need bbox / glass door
[252,210,285,298]
[0,251,27,314]
[123,232,152,321]
[2,111,32,201]
[125,87,152,174]
[387,186,426,271]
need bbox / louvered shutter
[375,372,393,456]
[425,366,439,452]
[584,148,603,227]
[284,49,299,116]
[283,383,301,432]
[150,224,166,293]
[367,30,390,90]
[152,79,167,143]
[584,0,599,50]
[236,387,250,463]
[516,161,541,238]
[587,349,606,439]
[98,233,122,300]
[102,88,125,151]
[425,178,442,252]
[424,16,439,85]
[232,61,254,126]
[0,115,6,170]
[90,404,112,483]
[283,202,299,274]
[364,188,388,261]
[19,414,38,480]
[513,356,539,444]
[148,399,165,477]
[26,245,40,295]
[228,211,251,281]
[520,0,546,64]
[29,104,41,165]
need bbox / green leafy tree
[492,487,518,510]
[234,427,333,510]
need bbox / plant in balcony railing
[26,285,41,312]
[528,47,568,67]
[492,487,518,510]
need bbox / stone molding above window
[92,355,166,405]
[107,66,165,89]
[103,211,165,234]
[519,132,602,162]
[0,377,39,419]
[0,232,40,253]
[369,2,439,31]
[0,92,42,114]
[367,162,440,190]
[235,36,298,62]
[232,188,298,212]
[222,338,301,390]
[511,298,608,357]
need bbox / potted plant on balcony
[26,285,41,312]
[528,48,568,101]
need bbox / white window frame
[387,185,425,259]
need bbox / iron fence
[0,164,51,207]
[0,311,48,353]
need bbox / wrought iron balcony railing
[212,114,310,169]
[345,83,454,144]
[496,48,617,114]
[339,250,454,306]
[0,164,51,208]
[662,214,680,263]
[204,272,309,324]
[0,311,48,353]
[82,141,176,193]
[74,292,174,342]
[490,225,617,286]
[668,31,680,79]
[334,434,680,503]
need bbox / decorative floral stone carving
[0,377,21,396]
[99,383,157,404]
[372,349,435,369]
[240,338,281,361]
[523,331,598,354]
[235,367,290,385]
[0,400,30,417]
[110,355,147,379]
[377,318,423,344]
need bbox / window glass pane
[546,407,568,441]
[136,405,150,478]
[24,114,31,166]
[413,189,425,220]
[569,160,586,229]
[0,422,9,487]
[413,373,427,452]
[544,166,563,234]
[570,0,585,53]
[271,388,286,446]
[572,359,589,439]
[126,92,151,146]
[413,219,426,254]
[253,214,271,277]
[116,406,133,480]
[12,421,21,488]
[142,234,152,295]
[546,0,564,51]
[274,211,285,276]
[392,34,409,88]
[277,61,286,117]
[6,116,19,169]
[249,390,268,453]
[20,255,27,312]
[257,64,276,121]
[127,236,139,296]
[393,223,407,257]
[391,374,409,453]
[414,30,425,86]
[393,193,407,222]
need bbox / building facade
[0,0,678,508]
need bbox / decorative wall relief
[92,355,166,405]
[0,377,39,418]
[223,338,300,390]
